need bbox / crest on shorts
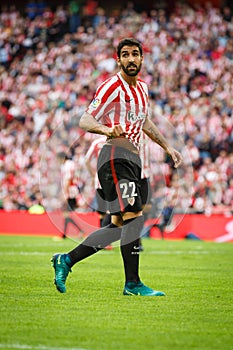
[127,197,135,206]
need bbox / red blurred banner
[0,210,232,242]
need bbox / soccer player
[51,38,182,296]
[85,135,111,228]
[85,135,112,248]
[57,152,83,239]
[138,133,153,250]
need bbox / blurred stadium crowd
[0,0,232,216]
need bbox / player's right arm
[79,112,124,138]
[142,116,183,168]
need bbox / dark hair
[116,38,143,58]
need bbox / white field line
[0,252,48,255]
[149,250,209,255]
[0,250,210,256]
[0,344,87,350]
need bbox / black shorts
[141,177,152,206]
[97,145,143,214]
[95,181,151,213]
[95,188,108,214]
[67,198,77,211]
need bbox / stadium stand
[0,0,232,217]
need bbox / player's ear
[116,57,120,66]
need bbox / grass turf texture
[0,235,232,350]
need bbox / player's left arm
[79,112,124,137]
[142,116,183,168]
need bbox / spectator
[68,0,81,33]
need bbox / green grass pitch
[0,235,233,350]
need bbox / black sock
[100,218,104,227]
[120,216,144,283]
[68,223,122,266]
[64,217,69,236]
[64,217,81,234]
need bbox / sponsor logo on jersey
[127,111,146,122]
[91,98,101,108]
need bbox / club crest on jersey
[91,98,101,109]
[127,197,135,206]
[127,111,146,122]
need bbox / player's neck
[120,71,138,87]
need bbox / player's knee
[111,214,123,227]
[121,215,144,245]
[122,211,143,221]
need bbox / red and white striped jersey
[61,159,78,199]
[86,72,149,150]
[140,133,151,179]
[85,136,106,161]
[85,136,106,189]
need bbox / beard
[120,62,142,76]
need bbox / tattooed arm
[142,117,183,168]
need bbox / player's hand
[109,125,125,137]
[167,147,183,168]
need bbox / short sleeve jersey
[140,133,151,179]
[61,159,78,198]
[84,136,106,189]
[86,72,149,150]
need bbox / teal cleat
[51,254,72,293]
[123,281,165,297]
